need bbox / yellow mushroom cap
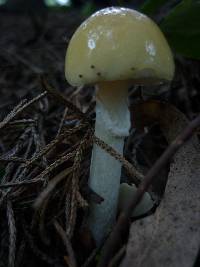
[65,7,175,87]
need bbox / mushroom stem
[88,80,132,245]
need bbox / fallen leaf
[121,101,200,267]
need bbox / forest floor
[0,9,199,267]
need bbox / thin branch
[94,136,143,184]
[97,114,200,267]
[54,220,77,267]
[0,157,27,164]
[8,119,35,126]
[41,77,88,121]
[31,152,75,187]
[25,123,84,168]
[7,201,16,267]
[108,245,126,267]
[33,168,72,210]
[0,100,27,131]
[66,131,91,238]
[0,179,44,189]
[0,91,47,132]
[56,107,68,137]
[81,248,99,267]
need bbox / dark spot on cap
[97,72,101,76]
[91,65,95,69]
[131,67,135,71]
[79,74,83,78]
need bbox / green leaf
[81,1,96,18]
[140,0,169,15]
[160,0,200,59]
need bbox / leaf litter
[0,9,200,267]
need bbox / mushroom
[118,183,154,217]
[65,7,174,245]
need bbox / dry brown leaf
[121,101,200,267]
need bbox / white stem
[88,81,131,245]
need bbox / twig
[76,191,88,208]
[66,131,91,238]
[23,219,56,265]
[108,245,126,267]
[0,99,27,131]
[8,119,35,126]
[33,168,72,210]
[0,157,27,164]
[30,151,75,183]
[0,128,33,205]
[0,179,44,189]
[85,101,95,117]
[12,132,34,181]
[97,114,200,267]
[56,107,68,137]
[41,77,88,121]
[81,248,99,267]
[25,123,84,168]
[94,136,143,184]
[54,220,77,267]
[1,128,31,173]
[15,238,26,267]
[7,201,16,267]
[0,91,47,132]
